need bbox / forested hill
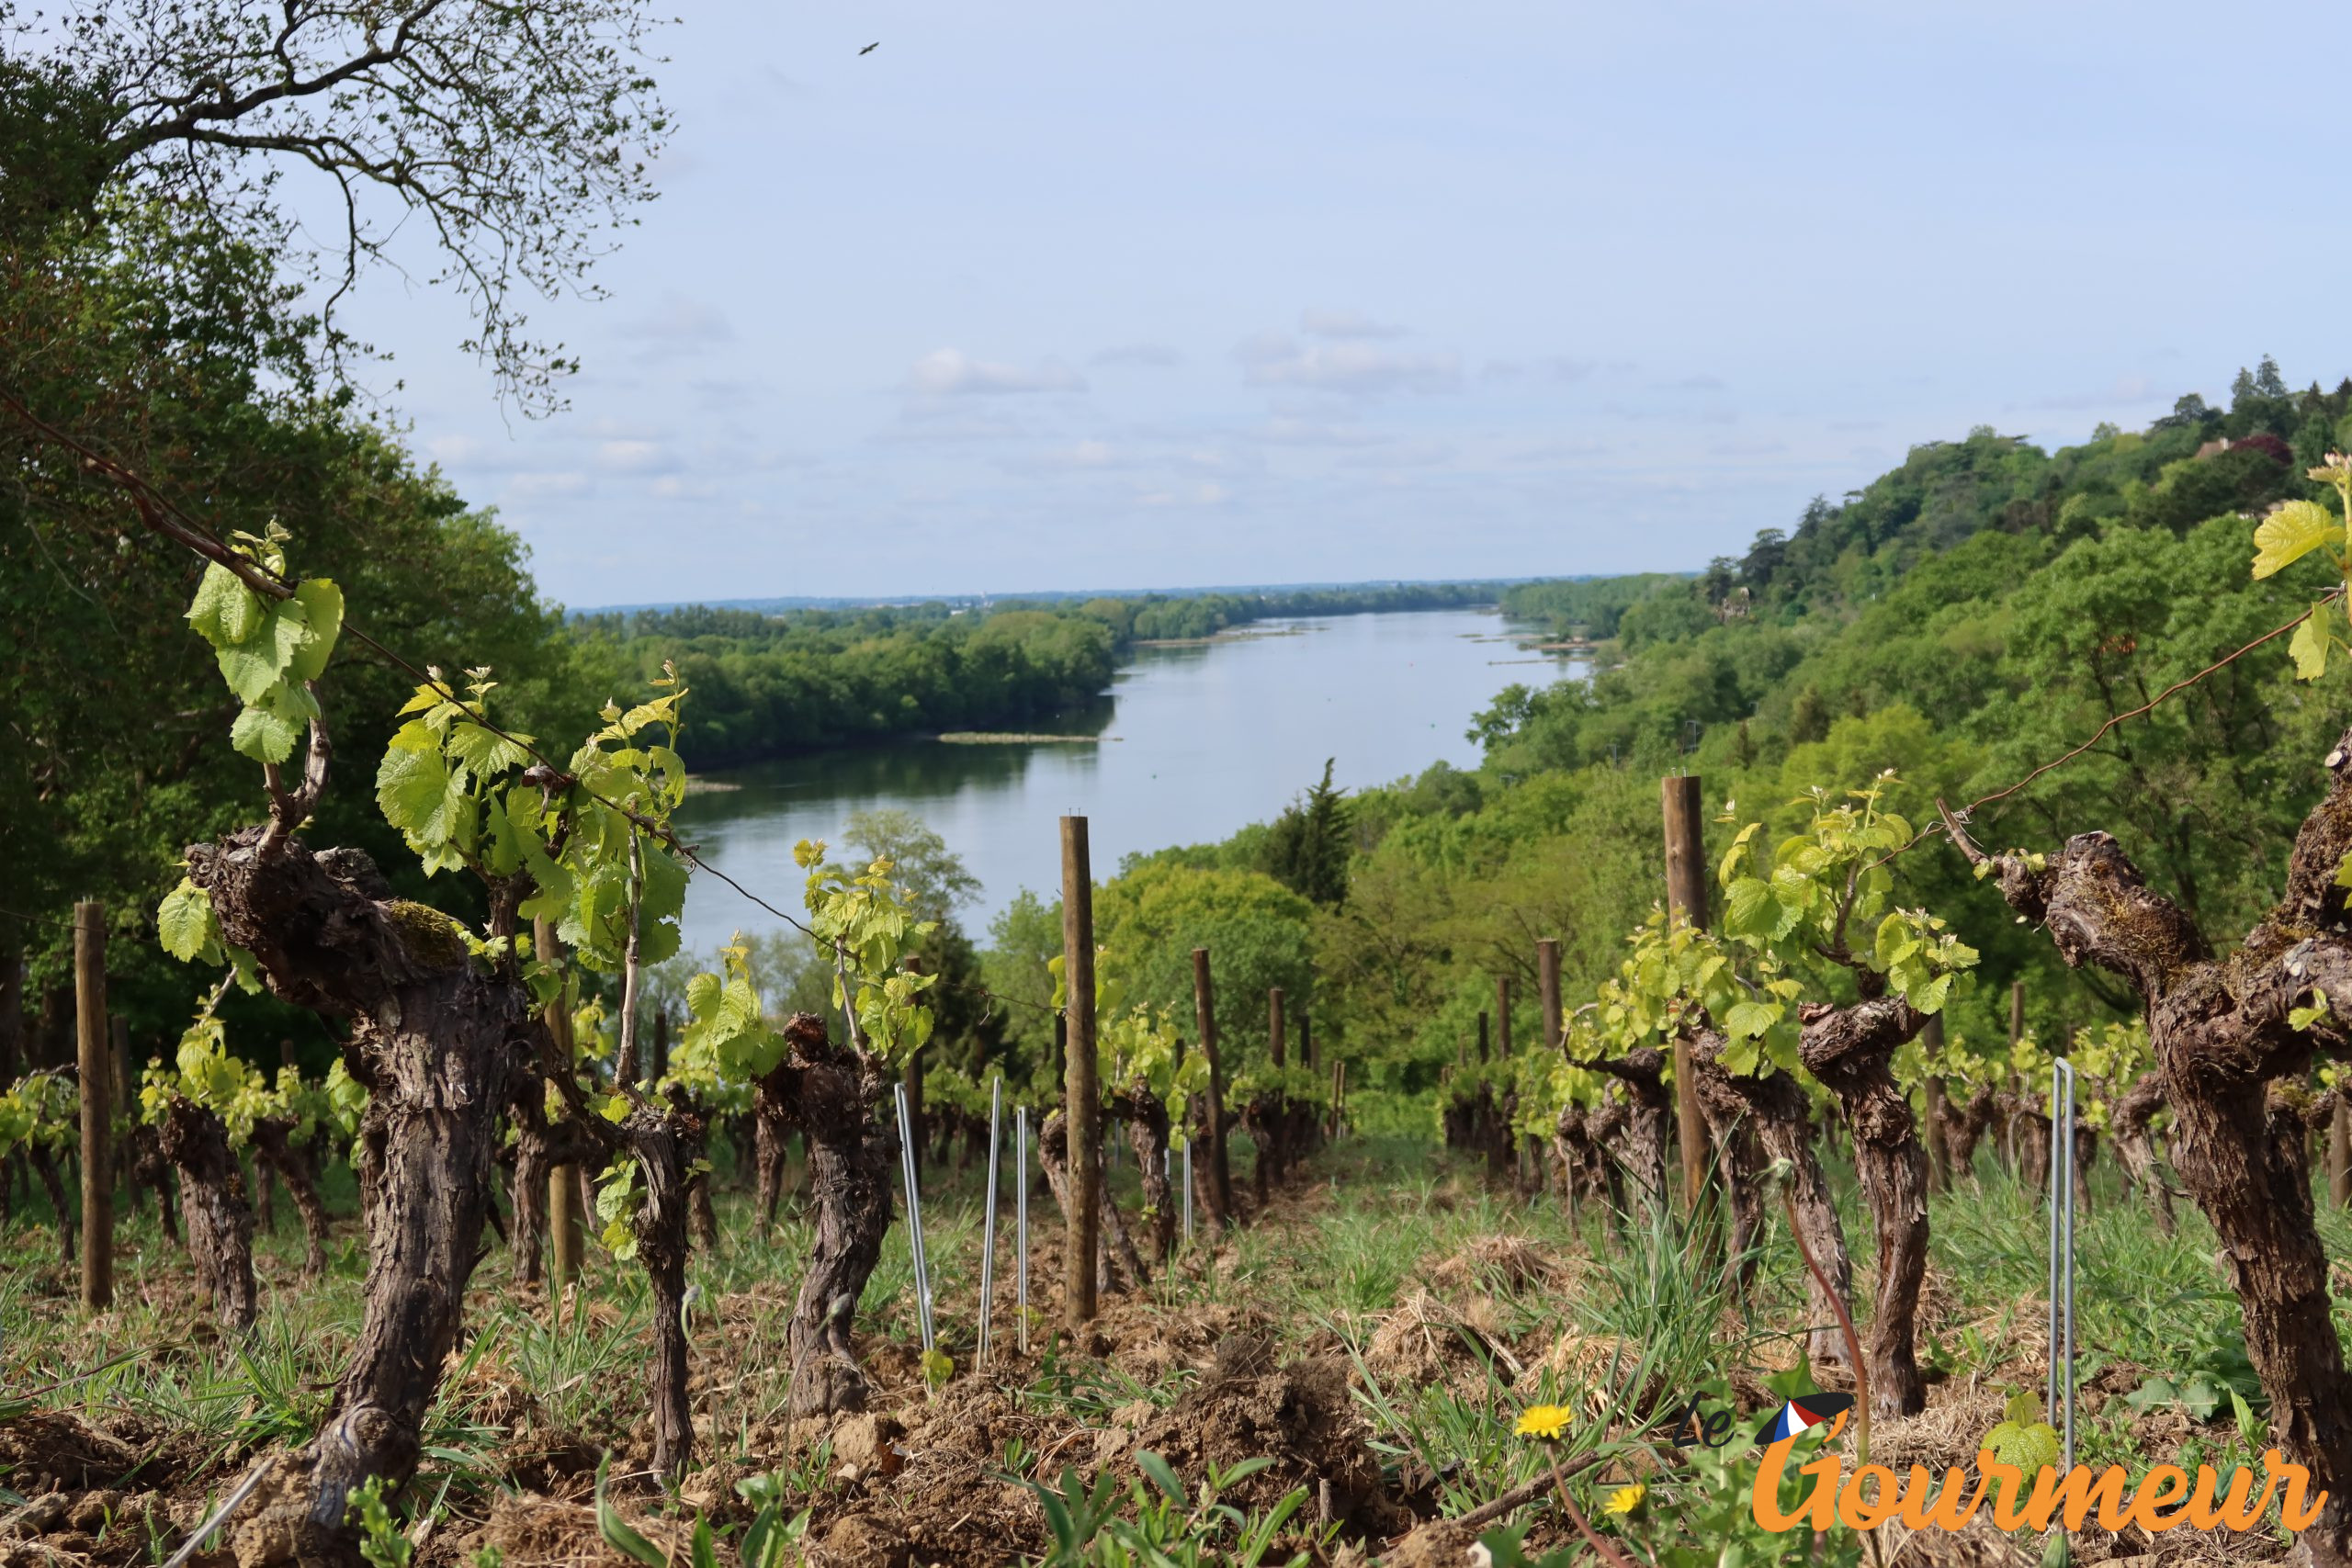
[571,580,1505,768]
[1283,358,2352,1087]
[1476,361,2351,800]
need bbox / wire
[1868,588,2343,873]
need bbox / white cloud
[1091,343,1182,367]
[1246,417,1388,448]
[505,472,594,499]
[906,348,1087,397]
[1299,309,1405,340]
[1236,334,1461,396]
[597,439,682,474]
[1482,357,1597,385]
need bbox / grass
[0,1124,2305,1563]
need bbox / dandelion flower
[1515,1404,1572,1441]
[1604,1483,1645,1517]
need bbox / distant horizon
[569,571,1621,618]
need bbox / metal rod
[978,1077,1002,1367]
[1182,1136,1193,1246]
[1016,1105,1030,1353]
[2047,1058,2075,1470]
[893,1082,935,1352]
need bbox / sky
[327,0,2350,610]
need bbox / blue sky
[340,0,2347,609]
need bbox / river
[673,607,1582,950]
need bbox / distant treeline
[1498,574,1689,640]
[571,580,1513,768]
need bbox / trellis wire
[891,1082,935,1352]
[978,1077,1002,1367]
[2046,1057,2076,1471]
[1015,1105,1030,1353]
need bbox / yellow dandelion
[1603,1483,1646,1517]
[1514,1403,1573,1441]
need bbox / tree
[1261,760,1351,908]
[8,0,671,407]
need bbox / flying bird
[860,40,879,54]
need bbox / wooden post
[1060,815,1100,1325]
[1923,1013,1951,1193]
[1537,939,1563,1051]
[1191,948,1232,1231]
[537,915,584,1312]
[74,900,112,1311]
[110,1016,130,1115]
[1268,987,1285,1067]
[1661,773,1711,1215]
[0,917,21,1086]
[1329,1058,1343,1139]
[1302,1010,1316,1077]
[1476,1011,1488,1063]
[1489,978,1515,1181]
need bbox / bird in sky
[859,40,879,54]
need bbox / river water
[673,607,1581,950]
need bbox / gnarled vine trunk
[1688,1033,1853,1365]
[1939,1082,1996,1178]
[1114,1086,1176,1262]
[1798,995,1930,1418]
[1956,751,2352,1567]
[27,1143,72,1265]
[753,1110,791,1228]
[122,1121,179,1246]
[158,1095,258,1331]
[1596,1049,1672,1215]
[2109,1069,2176,1233]
[619,1100,703,1481]
[754,1014,895,1419]
[250,1119,330,1280]
[187,830,524,1564]
[1041,1106,1146,1292]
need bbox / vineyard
[4,463,2352,1567]
[13,5,2352,1566]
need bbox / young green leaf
[2290,606,2333,682]
[2252,499,2339,579]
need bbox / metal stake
[2047,1058,2076,1471]
[1016,1105,1030,1353]
[1182,1136,1193,1246]
[978,1077,1002,1367]
[892,1082,935,1353]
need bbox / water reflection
[673,609,1579,949]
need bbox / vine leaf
[156,878,222,964]
[2290,606,2332,682]
[286,580,345,682]
[2252,499,2339,580]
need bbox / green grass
[0,1122,2298,1562]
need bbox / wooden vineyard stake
[537,915,584,1314]
[1192,948,1232,1232]
[1661,773,1711,1215]
[1060,815,1100,1326]
[74,900,111,1312]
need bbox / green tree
[1260,759,1351,907]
